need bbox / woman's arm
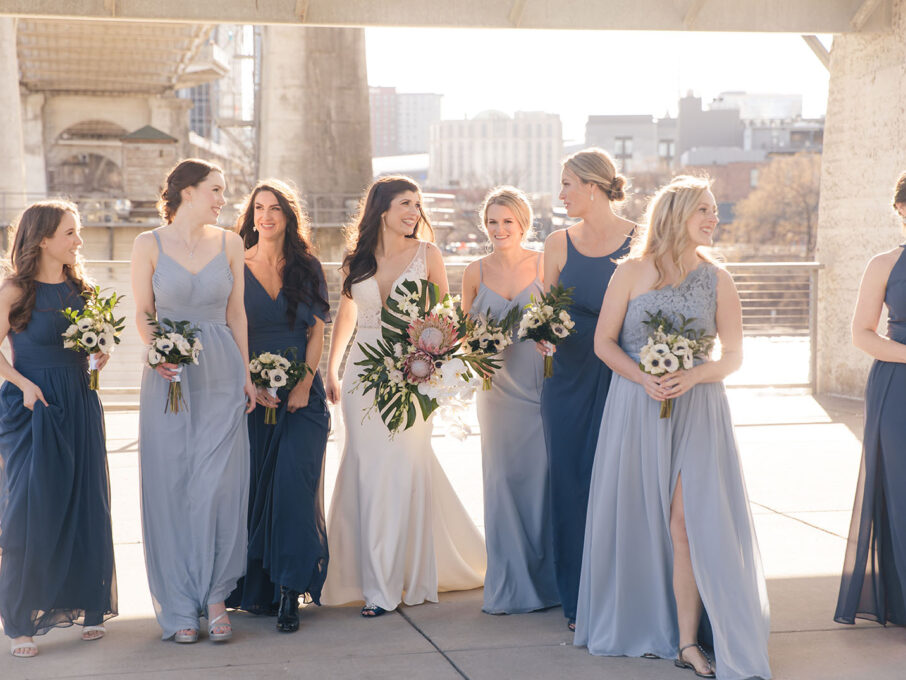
[0,282,48,410]
[130,232,158,346]
[326,268,357,403]
[224,231,256,413]
[425,242,449,298]
[286,316,325,413]
[852,250,906,363]
[460,260,480,314]
[660,268,743,397]
[542,229,567,291]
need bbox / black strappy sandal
[361,604,387,618]
[675,643,715,678]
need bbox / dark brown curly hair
[157,158,224,224]
[4,200,90,332]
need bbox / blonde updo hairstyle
[562,148,627,202]
[479,186,534,244]
[631,175,717,289]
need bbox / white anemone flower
[155,337,174,353]
[269,368,288,387]
[77,317,94,332]
[661,352,680,373]
[63,338,76,349]
[249,359,262,373]
[148,348,163,365]
[97,332,115,354]
[81,331,98,348]
[64,324,79,337]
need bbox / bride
[322,176,486,616]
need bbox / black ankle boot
[276,587,300,633]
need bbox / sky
[365,28,831,143]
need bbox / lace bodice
[352,241,428,329]
[619,262,718,360]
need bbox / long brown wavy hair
[341,176,434,298]
[236,179,329,329]
[4,200,90,332]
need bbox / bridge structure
[1,0,904,397]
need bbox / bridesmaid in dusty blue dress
[576,176,770,680]
[462,187,559,615]
[131,159,255,643]
[540,149,634,629]
[227,180,331,633]
[0,202,117,658]
[836,171,906,627]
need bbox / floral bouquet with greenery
[355,278,504,435]
[249,350,312,424]
[638,310,715,418]
[146,316,203,414]
[516,283,576,378]
[463,306,521,390]
[61,285,126,390]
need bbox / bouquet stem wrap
[88,353,100,390]
[265,386,278,425]
[166,366,185,414]
[543,354,553,379]
[660,398,673,419]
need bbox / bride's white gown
[322,242,487,609]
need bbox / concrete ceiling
[16,19,227,95]
[0,0,893,33]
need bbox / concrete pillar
[258,26,372,259]
[22,92,47,196]
[816,1,906,396]
[0,18,26,223]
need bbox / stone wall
[816,3,906,396]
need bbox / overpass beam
[0,18,27,223]
[801,34,830,69]
[850,0,886,30]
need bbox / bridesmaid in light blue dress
[461,187,559,615]
[131,159,255,643]
[575,176,770,680]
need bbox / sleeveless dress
[836,245,906,626]
[540,228,631,622]
[322,241,486,610]
[227,264,331,613]
[472,255,559,614]
[574,263,771,680]
[139,229,249,639]
[0,280,117,638]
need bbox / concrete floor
[2,387,903,679]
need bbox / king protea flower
[407,313,457,356]
[402,350,436,383]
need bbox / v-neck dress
[139,228,249,639]
[227,263,331,613]
[471,255,559,614]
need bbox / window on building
[750,168,760,188]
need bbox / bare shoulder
[462,258,482,278]
[422,240,443,257]
[544,228,566,251]
[222,228,244,250]
[0,279,22,304]
[867,246,903,273]
[132,229,159,257]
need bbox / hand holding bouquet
[248,350,313,424]
[146,316,203,414]
[517,283,576,378]
[638,310,715,418]
[61,285,126,390]
[463,306,521,390]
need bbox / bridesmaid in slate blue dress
[462,186,559,615]
[540,148,634,629]
[227,180,331,633]
[576,176,770,680]
[0,201,117,658]
[836,171,906,627]
[131,159,255,644]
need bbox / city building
[369,86,442,157]
[369,86,399,157]
[428,110,563,195]
[585,114,677,173]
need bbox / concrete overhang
[0,0,893,33]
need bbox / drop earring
[590,191,595,202]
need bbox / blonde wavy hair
[562,148,627,201]
[630,175,717,289]
[479,186,534,243]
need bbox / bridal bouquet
[146,316,203,414]
[61,285,126,390]
[516,283,576,378]
[638,310,715,418]
[463,307,521,390]
[355,278,504,435]
[249,350,313,424]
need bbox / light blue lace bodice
[619,263,718,361]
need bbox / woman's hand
[286,382,311,413]
[659,368,700,400]
[154,362,180,381]
[21,381,49,411]
[326,373,341,404]
[93,353,110,371]
[639,372,668,402]
[535,340,556,357]
[256,386,280,409]
[244,377,257,414]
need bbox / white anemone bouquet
[61,285,126,390]
[516,283,576,378]
[463,306,521,390]
[249,350,312,424]
[638,310,715,418]
[146,316,203,414]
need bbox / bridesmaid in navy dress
[0,201,117,658]
[227,180,331,633]
[540,148,634,630]
[836,171,906,627]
